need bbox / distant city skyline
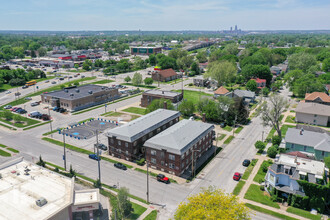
[1,0,330,31]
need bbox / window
[176,118,179,122]
[151,150,156,156]
[181,154,185,159]
[199,140,201,145]
[110,139,114,144]
[163,125,166,130]
[276,177,279,184]
[269,174,275,183]
[303,146,307,151]
[285,169,289,174]
[169,163,175,169]
[151,158,156,164]
[291,143,294,149]
[161,161,165,166]
[169,154,175,160]
[181,163,185,168]
[157,128,161,133]
[118,149,121,153]
[314,114,317,117]
[203,137,205,141]
[118,141,121,146]
[149,132,153,138]
[125,143,128,147]
[160,152,165,158]
[313,119,316,123]
[322,151,325,156]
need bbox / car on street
[89,154,101,161]
[233,172,241,181]
[40,114,50,121]
[242,159,251,167]
[114,163,127,170]
[58,108,66,113]
[68,76,73,79]
[22,85,29,89]
[95,143,107,151]
[25,97,32,100]
[157,174,170,184]
[51,81,56,84]
[4,105,12,109]
[45,80,49,83]
[31,102,40,107]
[5,91,11,94]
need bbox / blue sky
[1,0,330,31]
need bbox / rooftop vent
[70,93,74,97]
[76,89,80,93]
[64,89,68,93]
[88,90,93,94]
[36,198,47,207]
[300,128,304,135]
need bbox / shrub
[137,158,145,166]
[255,140,266,153]
[267,146,278,158]
[260,185,265,191]
[271,135,281,146]
[36,156,45,167]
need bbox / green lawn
[122,107,146,115]
[232,180,245,196]
[143,210,157,220]
[0,149,11,157]
[0,114,40,128]
[216,134,226,141]
[245,203,298,220]
[285,116,296,123]
[121,83,157,89]
[173,89,212,105]
[224,135,234,144]
[286,207,322,220]
[223,125,233,132]
[281,124,295,136]
[90,79,114,85]
[244,184,280,209]
[0,122,17,130]
[7,148,19,153]
[101,111,123,117]
[266,128,276,141]
[242,159,258,180]
[129,203,147,220]
[0,144,7,148]
[235,126,244,134]
[253,160,273,183]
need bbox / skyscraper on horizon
[235,25,238,31]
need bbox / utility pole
[48,105,53,137]
[214,133,219,157]
[63,132,67,171]
[146,161,149,203]
[232,114,237,137]
[96,130,101,183]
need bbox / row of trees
[0,69,46,86]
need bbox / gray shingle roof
[144,119,214,155]
[143,90,181,98]
[233,89,255,98]
[296,102,330,117]
[285,128,330,152]
[106,109,181,142]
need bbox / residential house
[251,78,266,89]
[304,92,330,105]
[265,154,326,197]
[284,128,330,161]
[295,102,330,126]
[226,89,256,104]
[270,66,282,76]
[193,75,217,88]
[140,90,183,107]
[277,64,288,73]
[144,119,215,176]
[214,86,229,98]
[106,109,181,161]
[152,68,178,82]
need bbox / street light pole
[146,161,149,203]
[63,132,67,171]
[48,105,53,137]
[96,130,101,183]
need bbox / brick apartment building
[152,68,178,82]
[106,109,181,161]
[41,85,119,111]
[144,119,215,176]
[140,90,183,107]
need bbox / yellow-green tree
[175,186,250,220]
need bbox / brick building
[41,85,119,111]
[130,47,162,56]
[106,109,181,161]
[140,90,183,107]
[152,68,178,82]
[144,119,215,176]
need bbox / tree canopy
[205,61,237,86]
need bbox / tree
[145,98,174,113]
[178,100,195,117]
[272,135,282,146]
[168,48,188,60]
[190,61,200,76]
[117,187,133,218]
[267,146,278,158]
[322,57,330,72]
[241,64,272,86]
[74,63,79,69]
[204,61,237,86]
[288,52,317,73]
[255,141,266,153]
[133,56,147,70]
[262,87,270,96]
[196,51,208,63]
[175,186,250,220]
[261,94,288,138]
[148,54,157,66]
[36,155,45,167]
[132,72,142,85]
[124,76,131,83]
[82,59,92,71]
[3,110,12,120]
[37,47,47,57]
[158,56,177,70]
[246,79,257,92]
[177,55,194,71]
[144,77,153,85]
[74,82,79,86]
[13,114,23,123]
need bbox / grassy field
[245,203,298,220]
[242,159,258,180]
[0,149,11,157]
[285,116,296,123]
[244,184,280,208]
[7,148,19,153]
[101,111,123,117]
[281,125,295,136]
[0,114,40,128]
[286,207,322,220]
[232,180,245,196]
[121,83,157,89]
[122,107,146,115]
[253,160,273,183]
[173,89,212,105]
[143,210,157,220]
[235,126,244,134]
[129,203,147,220]
[224,135,234,144]
[216,134,226,141]
[90,79,114,85]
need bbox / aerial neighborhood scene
[1,1,330,220]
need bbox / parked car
[59,108,66,113]
[233,172,241,181]
[13,107,22,112]
[59,77,64,80]
[31,102,40,107]
[53,106,59,111]
[242,159,251,167]
[41,114,50,121]
[45,80,49,83]
[157,174,170,184]
[95,143,107,151]
[22,85,29,89]
[5,91,11,94]
[68,76,73,79]
[25,97,32,100]
[81,75,85,78]
[29,112,42,118]
[114,163,127,170]
[4,105,12,109]
[10,107,19,112]
[17,109,27,114]
[89,154,101,161]
[51,81,56,84]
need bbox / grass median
[0,122,17,130]
[144,210,157,220]
[232,180,245,196]
[0,149,11,157]
[234,126,244,134]
[121,107,146,115]
[224,135,234,144]
[242,159,258,180]
[23,120,52,131]
[245,203,298,220]
[286,207,322,220]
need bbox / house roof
[144,119,214,155]
[285,128,330,152]
[252,78,266,83]
[106,109,181,142]
[143,90,181,98]
[233,89,255,98]
[296,102,330,117]
[157,68,178,78]
[285,151,311,159]
[305,92,330,103]
[214,86,229,95]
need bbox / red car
[157,174,170,184]
[233,172,241,181]
[10,107,19,112]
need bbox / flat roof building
[106,109,181,161]
[41,85,119,111]
[144,119,215,176]
[130,47,162,56]
[152,68,179,82]
[140,90,183,107]
[0,157,100,220]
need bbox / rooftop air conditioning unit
[88,90,93,94]
[64,89,68,93]
[36,198,47,207]
[76,89,80,93]
[70,93,74,97]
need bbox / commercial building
[140,90,183,107]
[152,68,179,82]
[144,119,215,176]
[106,109,181,161]
[130,47,162,56]
[41,85,119,111]
[0,157,100,220]
[284,128,330,161]
[295,102,330,127]
[265,154,326,197]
